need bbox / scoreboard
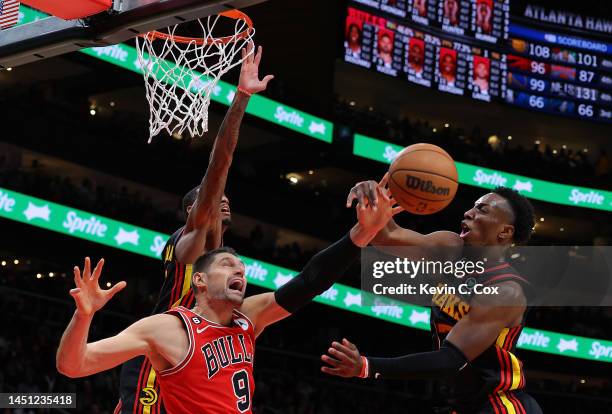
[505,24,612,122]
[344,1,612,123]
[352,0,510,43]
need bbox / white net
[136,11,255,142]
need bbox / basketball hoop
[136,10,255,142]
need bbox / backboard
[0,0,268,68]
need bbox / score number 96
[530,61,595,85]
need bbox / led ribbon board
[0,187,610,363]
[353,134,612,212]
[15,6,333,143]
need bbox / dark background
[0,0,611,412]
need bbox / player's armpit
[445,281,526,361]
[239,292,291,337]
[175,226,219,265]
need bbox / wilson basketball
[388,144,458,215]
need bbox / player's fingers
[320,366,343,376]
[377,185,391,203]
[346,186,363,207]
[261,74,274,87]
[69,288,81,297]
[331,341,356,358]
[378,172,390,189]
[366,182,378,208]
[92,258,104,281]
[73,266,82,287]
[342,338,357,351]
[83,257,91,280]
[328,347,351,364]
[352,188,366,209]
[321,354,341,368]
[107,281,127,298]
[254,45,262,65]
[346,191,357,208]
[392,205,405,216]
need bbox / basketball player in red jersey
[322,183,542,414]
[116,44,273,414]
[57,177,403,413]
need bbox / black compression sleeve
[274,232,360,313]
[367,340,468,380]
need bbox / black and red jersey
[430,262,530,413]
[152,227,195,314]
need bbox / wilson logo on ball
[405,175,451,196]
[388,143,458,215]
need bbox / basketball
[388,143,458,215]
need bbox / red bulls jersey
[157,306,256,414]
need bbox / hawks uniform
[116,227,196,414]
[431,262,542,414]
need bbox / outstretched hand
[70,257,126,317]
[239,42,274,94]
[355,173,404,233]
[321,338,363,378]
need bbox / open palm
[70,257,126,316]
[239,43,274,94]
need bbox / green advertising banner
[16,7,333,143]
[1,187,610,363]
[354,134,612,212]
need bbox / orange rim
[140,9,253,45]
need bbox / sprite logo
[0,190,16,212]
[63,211,107,237]
[245,261,268,282]
[274,106,304,128]
[473,169,507,187]
[569,189,604,205]
[589,341,612,360]
[517,330,550,348]
[406,176,450,196]
[91,45,129,63]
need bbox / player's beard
[222,217,232,227]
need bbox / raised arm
[346,180,461,257]
[321,281,526,379]
[175,44,274,263]
[240,175,403,337]
[56,258,184,377]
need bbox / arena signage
[15,6,333,143]
[353,134,612,212]
[1,187,611,363]
[520,4,612,36]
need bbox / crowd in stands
[334,100,612,190]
